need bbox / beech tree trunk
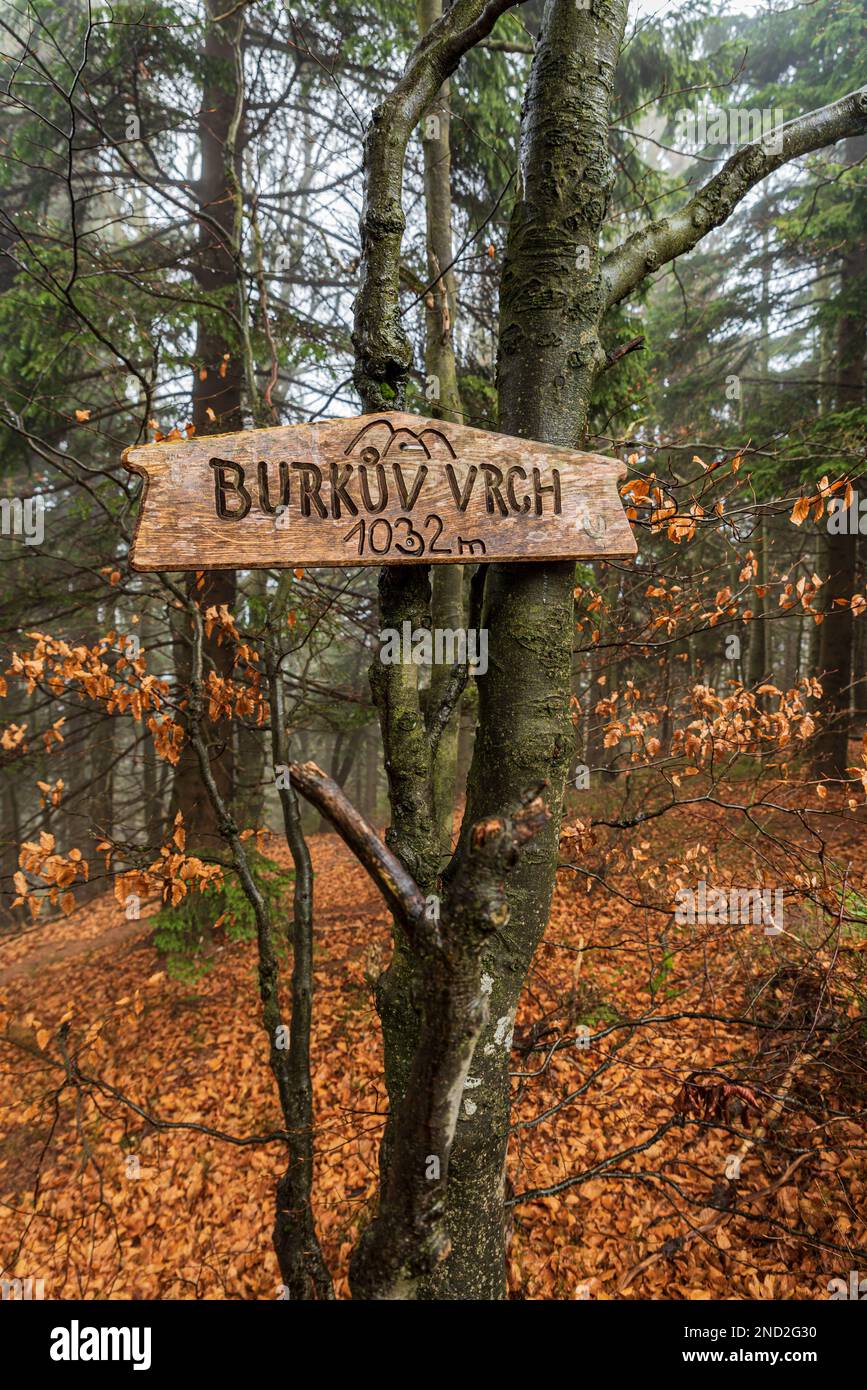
[422,0,628,1298]
[374,0,630,1299]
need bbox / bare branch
[603,86,867,310]
[352,0,523,408]
[287,759,430,939]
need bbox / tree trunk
[83,710,116,903]
[170,0,244,849]
[140,608,166,848]
[814,226,866,777]
[317,730,345,834]
[748,512,768,696]
[364,722,380,823]
[418,0,467,862]
[0,752,24,926]
[235,570,267,830]
[407,0,628,1298]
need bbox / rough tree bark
[170,0,245,849]
[423,0,630,1299]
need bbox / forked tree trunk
[378,0,629,1299]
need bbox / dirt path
[0,916,155,985]
[0,833,359,986]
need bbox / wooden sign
[122,411,636,570]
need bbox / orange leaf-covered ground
[1,802,865,1300]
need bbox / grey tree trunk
[415,0,630,1298]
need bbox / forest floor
[1,788,865,1300]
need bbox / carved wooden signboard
[123,411,636,569]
